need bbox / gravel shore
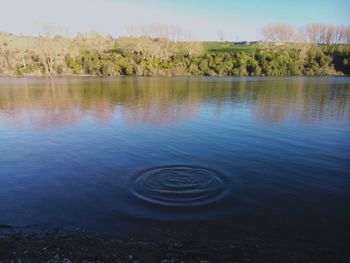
[1,226,349,263]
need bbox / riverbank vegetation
[1,23,349,76]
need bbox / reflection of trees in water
[120,78,201,126]
[0,77,349,130]
[251,79,350,123]
[0,79,116,129]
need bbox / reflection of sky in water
[0,77,350,243]
[1,77,349,176]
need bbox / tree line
[261,23,350,44]
[0,23,349,76]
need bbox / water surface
[0,77,349,245]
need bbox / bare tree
[261,23,295,43]
[122,24,203,58]
[304,23,347,44]
[0,37,13,74]
[334,25,346,44]
[346,26,350,44]
[304,23,322,43]
[218,31,225,42]
[87,31,113,54]
[33,24,72,74]
[126,24,188,42]
[323,24,336,44]
[182,32,203,55]
[118,35,176,59]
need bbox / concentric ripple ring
[130,166,228,207]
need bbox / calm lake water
[0,77,349,245]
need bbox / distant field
[203,42,350,54]
[203,41,258,53]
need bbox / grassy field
[203,41,350,54]
[203,41,258,53]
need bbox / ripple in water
[131,166,228,207]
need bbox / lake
[0,77,349,246]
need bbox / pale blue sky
[1,0,349,40]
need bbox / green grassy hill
[203,42,258,53]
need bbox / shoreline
[0,74,349,79]
[1,226,349,263]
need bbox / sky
[0,0,349,40]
